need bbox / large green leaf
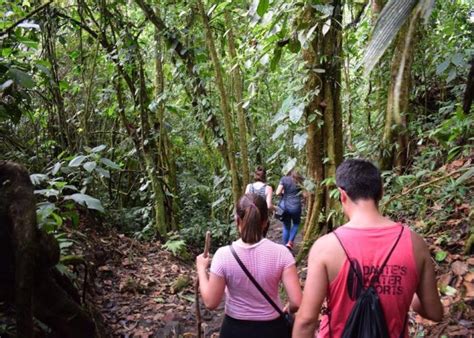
[257,0,269,17]
[64,193,104,212]
[100,158,121,170]
[83,161,97,173]
[362,0,419,75]
[272,124,289,140]
[68,155,87,167]
[8,68,35,88]
[289,103,304,124]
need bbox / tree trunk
[297,1,343,260]
[380,11,420,171]
[43,12,73,152]
[137,57,168,236]
[0,161,96,338]
[154,28,178,230]
[463,57,474,114]
[198,0,241,204]
[225,9,250,189]
[134,0,231,171]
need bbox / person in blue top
[276,169,303,250]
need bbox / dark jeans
[219,314,289,338]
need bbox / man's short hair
[336,159,383,203]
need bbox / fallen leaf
[464,272,474,283]
[464,281,474,297]
[451,260,469,276]
[437,272,452,287]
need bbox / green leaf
[52,162,61,175]
[34,188,60,198]
[68,155,87,167]
[456,167,474,185]
[282,158,297,175]
[435,250,447,262]
[446,68,457,83]
[90,144,106,153]
[64,193,104,212]
[362,0,418,75]
[0,79,13,91]
[270,47,282,71]
[288,37,301,53]
[322,19,331,36]
[83,161,97,172]
[95,166,110,178]
[436,59,450,75]
[293,133,307,151]
[257,0,269,17]
[8,68,35,88]
[100,158,120,170]
[442,285,457,296]
[289,103,304,123]
[30,173,48,185]
[212,196,226,208]
[272,124,289,140]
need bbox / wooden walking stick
[195,231,211,338]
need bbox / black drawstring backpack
[333,226,406,338]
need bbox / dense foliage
[1,0,472,258]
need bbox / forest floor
[78,209,473,338]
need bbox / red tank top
[318,224,418,338]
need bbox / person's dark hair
[287,169,303,185]
[236,193,268,244]
[254,165,266,182]
[336,159,383,203]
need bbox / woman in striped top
[196,193,302,338]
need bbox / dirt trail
[79,215,472,337]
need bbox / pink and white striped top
[210,238,295,321]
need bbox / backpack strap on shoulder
[333,230,364,287]
[369,226,404,286]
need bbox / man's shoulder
[309,232,340,257]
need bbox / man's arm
[293,238,329,338]
[410,232,443,321]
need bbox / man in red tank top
[293,159,443,337]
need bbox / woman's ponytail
[236,194,268,244]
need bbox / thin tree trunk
[134,0,230,168]
[225,9,250,189]
[197,0,241,204]
[154,28,178,230]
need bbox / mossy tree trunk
[225,9,250,189]
[198,0,241,205]
[297,1,343,261]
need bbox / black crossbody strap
[229,245,284,316]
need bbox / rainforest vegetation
[0,0,473,336]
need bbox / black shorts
[219,314,289,338]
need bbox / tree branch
[382,167,470,209]
[0,1,53,37]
